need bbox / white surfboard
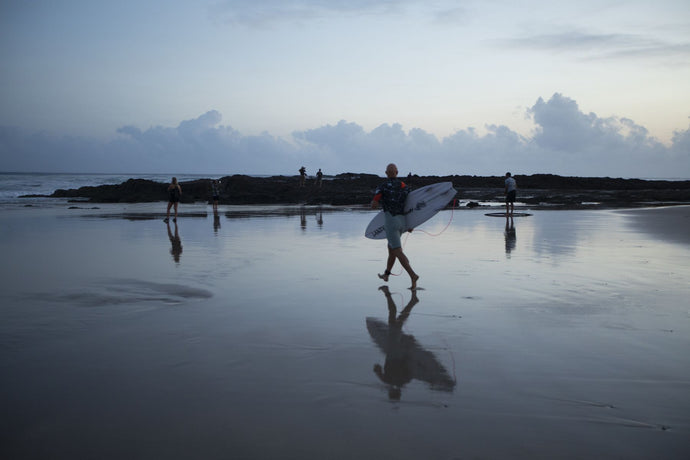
[365,182,457,239]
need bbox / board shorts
[384,212,406,249]
[506,190,516,203]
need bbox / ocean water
[1,200,689,459]
[0,172,215,203]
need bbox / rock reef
[47,173,690,209]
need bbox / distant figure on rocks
[210,179,220,212]
[315,168,323,188]
[371,163,419,290]
[165,177,182,223]
[299,166,307,187]
[504,172,517,217]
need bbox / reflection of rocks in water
[223,205,336,220]
[34,279,213,307]
[79,212,208,221]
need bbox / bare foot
[378,271,390,282]
[410,274,419,290]
[410,290,419,304]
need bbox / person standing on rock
[315,168,323,188]
[371,163,419,290]
[210,179,220,212]
[165,177,182,223]
[504,172,517,217]
[299,166,307,187]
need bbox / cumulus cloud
[526,93,677,175]
[0,95,688,177]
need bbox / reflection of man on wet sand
[213,210,221,233]
[505,216,516,255]
[368,286,455,400]
[167,221,182,263]
[300,206,307,231]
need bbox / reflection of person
[504,172,517,217]
[210,179,220,212]
[368,286,455,400]
[300,206,306,231]
[299,166,307,187]
[167,221,182,263]
[371,163,419,290]
[373,286,419,400]
[213,210,221,233]
[505,217,516,255]
[165,177,182,223]
[316,208,323,228]
[315,168,323,188]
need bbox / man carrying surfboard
[371,163,419,290]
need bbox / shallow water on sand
[1,205,689,459]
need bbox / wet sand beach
[1,204,689,459]
[620,205,690,245]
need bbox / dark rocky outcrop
[46,173,690,209]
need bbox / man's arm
[371,192,381,209]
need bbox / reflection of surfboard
[365,182,457,239]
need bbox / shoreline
[9,199,690,246]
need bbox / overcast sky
[1,0,689,177]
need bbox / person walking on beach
[165,177,182,223]
[371,163,419,290]
[299,166,307,187]
[504,172,517,217]
[210,179,220,212]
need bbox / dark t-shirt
[374,179,408,215]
